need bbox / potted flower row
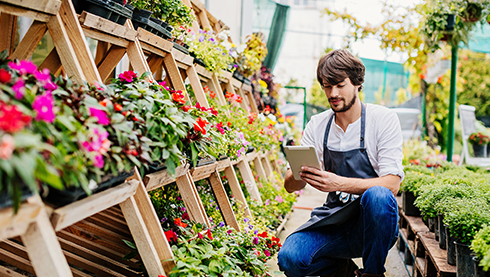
[468,131,490,157]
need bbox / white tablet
[284,146,322,180]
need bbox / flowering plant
[469,131,490,145]
[189,30,235,73]
[233,33,268,78]
[150,0,196,28]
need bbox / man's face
[322,77,359,113]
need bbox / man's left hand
[299,166,340,193]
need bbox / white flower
[88,179,98,191]
[236,44,246,53]
[258,113,266,122]
[267,114,277,122]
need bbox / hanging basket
[461,3,482,23]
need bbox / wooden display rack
[396,197,456,277]
[0,195,72,277]
[0,0,100,84]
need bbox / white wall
[205,0,254,43]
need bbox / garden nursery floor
[268,185,409,277]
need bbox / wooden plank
[216,158,231,172]
[224,165,252,218]
[51,180,138,231]
[85,214,131,237]
[147,53,163,73]
[163,52,188,100]
[261,156,274,180]
[79,12,137,41]
[98,45,126,82]
[101,207,125,221]
[58,235,141,277]
[63,247,127,277]
[21,198,73,277]
[0,2,51,22]
[74,220,131,246]
[187,65,210,108]
[237,158,262,204]
[95,41,109,66]
[137,27,173,52]
[129,168,175,273]
[1,0,61,15]
[253,156,267,180]
[171,48,193,66]
[0,196,42,240]
[209,171,240,231]
[415,257,426,277]
[124,20,154,81]
[0,13,17,55]
[191,161,217,181]
[0,264,25,277]
[176,172,209,226]
[0,246,36,275]
[57,230,140,269]
[195,64,213,79]
[245,88,259,113]
[418,232,456,276]
[242,83,252,92]
[93,212,128,231]
[246,151,258,162]
[210,73,227,107]
[39,47,62,74]
[47,12,86,83]
[82,27,129,48]
[144,163,190,192]
[120,195,165,276]
[11,20,47,60]
[59,0,102,83]
[406,214,430,234]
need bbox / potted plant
[460,1,486,22]
[188,30,235,73]
[150,0,195,29]
[468,131,490,157]
[471,224,490,275]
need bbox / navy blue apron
[294,103,378,233]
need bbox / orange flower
[210,91,216,98]
[114,104,123,111]
[236,96,243,103]
[172,92,186,105]
[174,218,187,228]
[225,91,234,99]
[194,117,208,135]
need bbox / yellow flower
[259,80,267,88]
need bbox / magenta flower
[118,71,137,83]
[275,195,284,203]
[93,153,104,168]
[265,199,270,206]
[8,60,37,75]
[82,128,110,154]
[264,249,271,257]
[32,92,55,123]
[89,107,110,125]
[34,69,58,91]
[12,79,26,99]
[252,237,259,245]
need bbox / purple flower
[161,217,167,223]
[254,230,258,235]
[177,196,181,201]
[264,249,271,257]
[32,92,55,123]
[248,224,253,230]
[244,218,250,223]
[199,35,205,42]
[215,206,219,210]
[209,38,215,42]
[12,79,26,99]
[8,60,37,75]
[89,107,110,125]
[265,199,270,206]
[180,207,186,212]
[218,221,225,227]
[252,237,259,245]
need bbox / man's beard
[330,92,357,113]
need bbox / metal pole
[302,87,307,130]
[447,45,458,162]
[421,89,427,138]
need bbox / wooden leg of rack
[98,45,126,82]
[11,21,47,60]
[175,172,210,227]
[237,158,262,204]
[0,13,17,55]
[224,165,252,219]
[209,170,240,231]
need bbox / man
[277,49,404,277]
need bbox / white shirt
[301,103,404,181]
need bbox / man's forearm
[284,169,307,193]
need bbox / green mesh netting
[262,3,290,71]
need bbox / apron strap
[360,103,366,149]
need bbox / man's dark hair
[316,49,365,91]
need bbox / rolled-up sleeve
[376,111,404,181]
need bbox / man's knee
[361,186,397,216]
[277,242,311,276]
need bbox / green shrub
[444,197,490,245]
[471,224,490,271]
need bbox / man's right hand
[284,168,307,193]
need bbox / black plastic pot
[402,190,421,216]
[196,156,216,167]
[173,42,190,55]
[0,184,34,210]
[132,8,152,24]
[85,0,112,20]
[473,256,490,277]
[193,57,206,68]
[473,144,487,158]
[146,162,167,175]
[446,227,457,265]
[218,154,228,161]
[44,171,133,207]
[233,70,244,82]
[72,0,132,26]
[111,0,125,5]
[445,14,456,31]
[455,241,476,277]
[439,214,447,249]
[246,146,255,154]
[428,216,436,232]
[243,77,252,86]
[434,216,439,241]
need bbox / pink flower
[12,79,26,99]
[253,237,259,245]
[93,153,104,168]
[119,71,137,83]
[32,92,55,123]
[265,199,270,206]
[34,69,57,91]
[82,128,111,154]
[8,60,37,75]
[275,195,284,203]
[89,108,110,125]
[0,134,15,160]
[264,249,271,257]
[94,82,105,91]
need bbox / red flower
[119,71,137,83]
[225,91,234,99]
[0,68,11,83]
[206,229,213,240]
[264,105,271,114]
[174,218,188,228]
[182,105,191,112]
[258,231,268,238]
[194,117,208,135]
[235,96,243,103]
[0,102,31,133]
[210,91,216,98]
[209,107,218,116]
[182,212,190,220]
[227,121,232,128]
[172,92,186,105]
[164,230,178,242]
[195,102,207,111]
[198,233,203,239]
[114,104,123,111]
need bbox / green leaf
[11,152,37,192]
[56,115,76,132]
[35,159,63,190]
[122,239,136,249]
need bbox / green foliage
[400,169,435,195]
[150,0,196,28]
[189,30,235,73]
[444,197,490,245]
[471,224,490,271]
[458,50,490,117]
[307,80,330,108]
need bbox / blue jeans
[277,186,399,276]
